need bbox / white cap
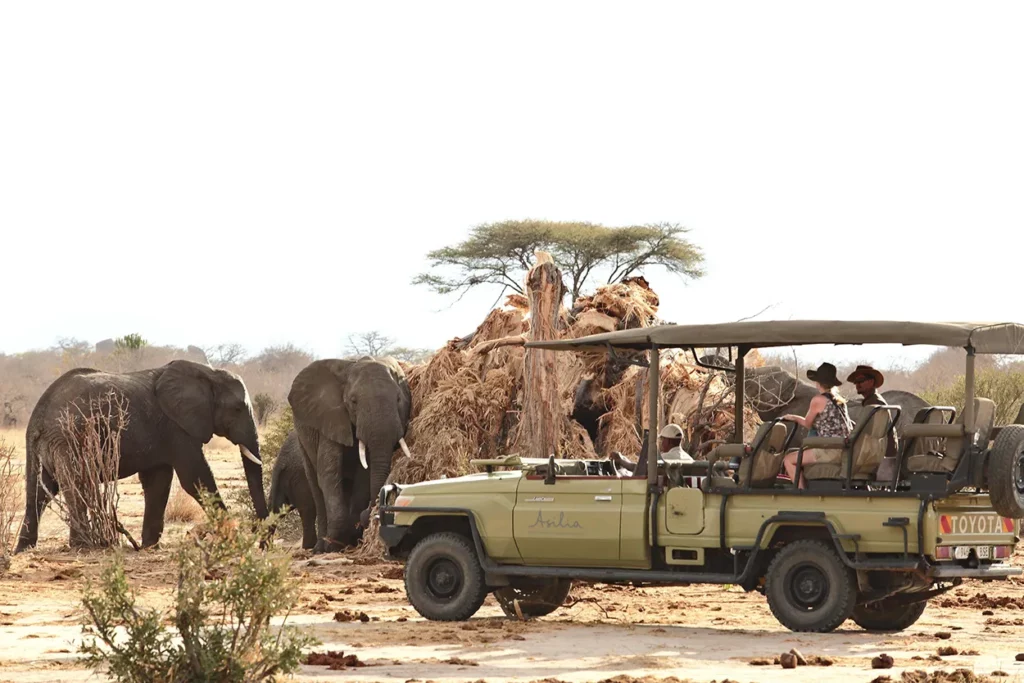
[658,423,684,439]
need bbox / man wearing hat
[847,364,899,477]
[847,365,886,407]
[610,422,694,477]
[656,423,695,463]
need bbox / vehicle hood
[393,470,523,497]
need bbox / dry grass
[164,480,203,524]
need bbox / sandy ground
[2,427,1024,683]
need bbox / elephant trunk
[240,443,269,520]
[364,433,396,522]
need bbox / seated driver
[612,423,694,474]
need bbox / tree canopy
[413,220,705,302]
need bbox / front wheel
[404,532,488,621]
[493,578,572,619]
[765,540,857,633]
[851,598,927,632]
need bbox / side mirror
[544,454,556,485]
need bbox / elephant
[268,430,317,549]
[15,360,268,552]
[288,356,412,553]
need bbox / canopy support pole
[965,345,976,434]
[733,346,749,443]
[647,344,660,488]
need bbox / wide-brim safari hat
[846,364,884,387]
[806,362,842,388]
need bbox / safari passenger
[781,362,853,488]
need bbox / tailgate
[930,498,1017,561]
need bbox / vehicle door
[513,472,622,565]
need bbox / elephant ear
[155,360,215,443]
[380,357,412,429]
[288,359,354,447]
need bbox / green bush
[920,367,1024,426]
[251,393,278,426]
[78,491,316,683]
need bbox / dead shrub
[50,389,134,550]
[0,436,19,572]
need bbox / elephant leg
[139,465,174,548]
[316,440,351,552]
[299,452,329,552]
[173,453,222,509]
[65,489,92,549]
[15,466,58,553]
[299,500,318,550]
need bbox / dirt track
[2,432,1024,683]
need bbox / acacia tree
[413,219,705,302]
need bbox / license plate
[954,545,991,559]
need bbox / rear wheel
[988,425,1024,519]
[851,598,927,632]
[493,578,572,619]
[765,540,856,633]
[404,532,488,621]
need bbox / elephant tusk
[399,437,412,458]
[359,440,368,469]
[240,445,261,465]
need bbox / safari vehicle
[376,321,1024,633]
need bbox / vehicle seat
[737,421,788,488]
[905,398,994,474]
[702,442,747,490]
[804,407,890,482]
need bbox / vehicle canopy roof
[525,320,1024,354]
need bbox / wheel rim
[426,558,462,600]
[788,563,829,610]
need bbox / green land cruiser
[377,321,1024,633]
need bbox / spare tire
[987,424,1024,519]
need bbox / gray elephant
[268,430,317,549]
[15,360,267,552]
[288,356,412,553]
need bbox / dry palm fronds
[573,275,659,329]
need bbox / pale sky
[2,2,1022,370]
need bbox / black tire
[765,540,857,633]
[493,578,572,619]
[851,598,927,632]
[404,532,488,621]
[988,425,1024,519]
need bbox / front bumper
[929,563,1022,580]
[378,522,409,552]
